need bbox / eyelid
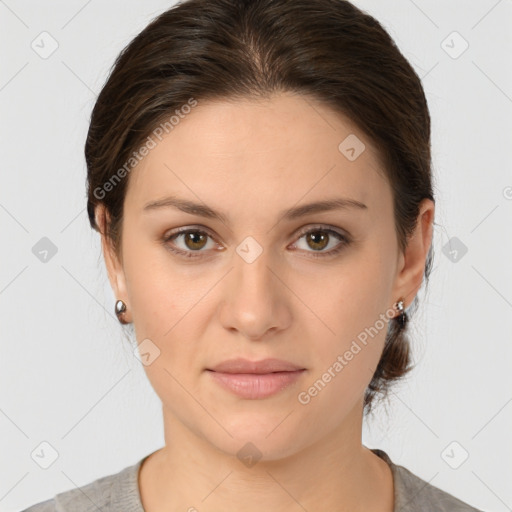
[292,223,349,240]
[164,224,218,241]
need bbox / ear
[391,198,435,310]
[95,204,131,323]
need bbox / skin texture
[97,91,434,511]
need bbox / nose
[217,244,292,341]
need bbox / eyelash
[162,225,350,260]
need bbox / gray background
[1,1,511,511]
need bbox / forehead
[125,92,391,221]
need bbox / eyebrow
[143,195,367,223]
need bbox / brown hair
[85,0,434,415]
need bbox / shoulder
[370,448,483,512]
[20,457,145,512]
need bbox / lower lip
[207,370,306,399]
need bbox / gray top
[21,448,483,511]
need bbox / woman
[23,0,482,510]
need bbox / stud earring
[115,299,128,324]
[395,298,407,328]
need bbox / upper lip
[207,358,305,374]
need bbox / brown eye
[292,226,350,258]
[305,230,330,251]
[163,228,217,258]
[182,231,208,250]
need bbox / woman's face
[101,92,431,459]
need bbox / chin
[196,409,314,463]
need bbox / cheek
[300,242,394,399]
[295,316,387,429]
[309,247,392,343]
[122,236,198,337]
[121,240,207,376]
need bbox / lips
[207,357,305,374]
[206,358,306,399]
